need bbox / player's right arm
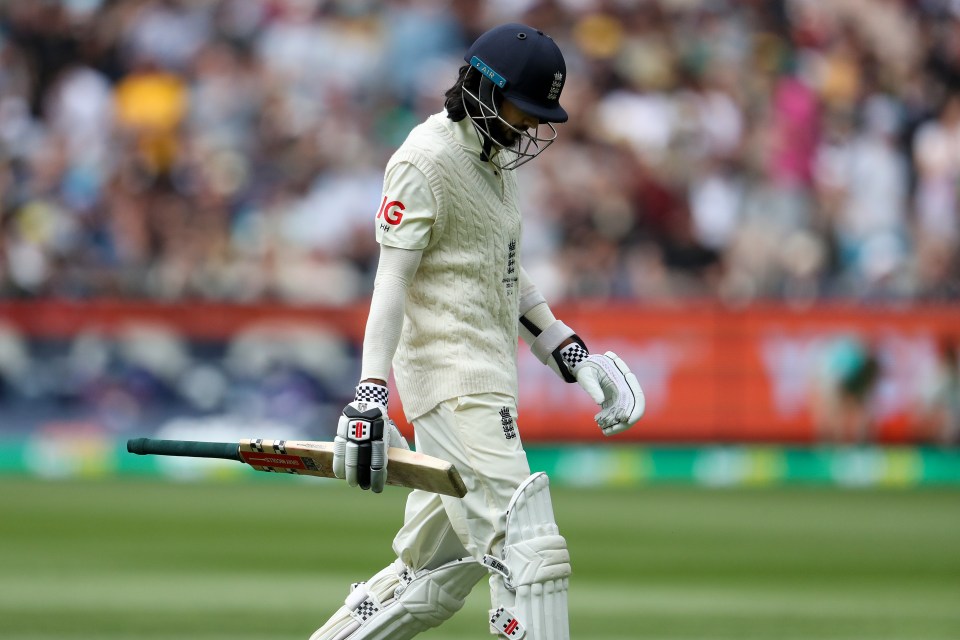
[334,162,437,493]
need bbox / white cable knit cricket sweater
[388,114,522,421]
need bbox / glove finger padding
[337,403,385,490]
[333,423,348,480]
[335,379,410,493]
[574,351,645,436]
[335,381,404,492]
[368,420,410,493]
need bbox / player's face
[493,100,540,147]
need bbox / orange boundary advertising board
[521,302,960,443]
[2,301,957,444]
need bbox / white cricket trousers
[392,392,531,572]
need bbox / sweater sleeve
[376,162,437,251]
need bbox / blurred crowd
[1,0,959,304]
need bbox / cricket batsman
[311,23,645,640]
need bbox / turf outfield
[2,477,958,639]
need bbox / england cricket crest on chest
[501,238,518,296]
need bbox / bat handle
[126,438,242,462]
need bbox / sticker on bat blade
[240,451,308,470]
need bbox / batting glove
[563,347,645,436]
[334,382,409,493]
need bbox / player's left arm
[518,267,645,436]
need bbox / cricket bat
[126,438,467,498]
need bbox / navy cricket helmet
[464,23,568,123]
[460,23,568,169]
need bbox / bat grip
[126,438,242,462]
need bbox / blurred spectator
[114,57,188,174]
[912,93,960,254]
[0,0,958,303]
[827,94,911,297]
[913,336,960,446]
[813,335,882,444]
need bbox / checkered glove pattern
[334,381,409,493]
[355,382,389,410]
[559,343,589,372]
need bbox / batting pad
[490,472,571,639]
[309,557,486,640]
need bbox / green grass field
[2,477,958,640]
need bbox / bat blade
[237,439,467,498]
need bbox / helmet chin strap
[480,137,495,163]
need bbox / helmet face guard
[461,69,558,171]
[460,23,568,170]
